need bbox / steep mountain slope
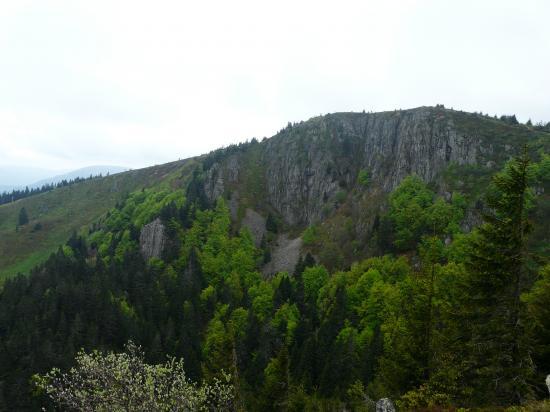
[200,106,549,269]
[204,107,545,223]
[0,159,196,281]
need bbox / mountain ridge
[29,165,128,188]
[192,105,549,270]
[203,106,544,224]
[0,106,548,279]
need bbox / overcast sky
[1,0,549,171]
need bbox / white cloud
[0,0,548,170]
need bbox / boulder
[376,398,395,412]
[546,374,550,396]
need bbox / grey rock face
[204,155,240,205]
[139,218,166,260]
[546,374,550,395]
[263,108,478,225]
[204,163,225,202]
[375,398,395,412]
[203,107,483,226]
[262,234,302,276]
[241,208,266,247]
[228,191,240,221]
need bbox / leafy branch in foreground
[33,341,234,411]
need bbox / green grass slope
[0,159,195,281]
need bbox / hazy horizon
[0,165,128,191]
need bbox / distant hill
[29,165,128,188]
[0,184,21,192]
[0,166,66,192]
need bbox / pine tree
[462,149,534,405]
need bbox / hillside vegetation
[0,159,194,281]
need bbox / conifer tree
[462,149,534,405]
[18,207,29,226]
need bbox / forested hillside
[0,159,194,281]
[0,107,549,410]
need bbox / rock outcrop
[203,107,486,226]
[375,398,396,412]
[546,374,550,396]
[262,108,478,225]
[139,218,166,260]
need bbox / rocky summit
[202,107,532,226]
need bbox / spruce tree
[463,149,534,405]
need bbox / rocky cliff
[202,106,536,227]
[261,107,480,225]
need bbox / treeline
[0,174,105,206]
[0,152,549,410]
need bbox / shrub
[358,169,370,187]
[302,225,319,246]
[33,341,234,411]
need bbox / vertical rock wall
[139,218,166,260]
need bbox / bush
[358,169,370,187]
[302,225,319,246]
[33,341,234,411]
[335,190,347,204]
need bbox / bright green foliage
[388,175,433,249]
[387,175,466,251]
[116,189,185,229]
[202,306,234,378]
[114,229,137,263]
[271,303,300,345]
[229,307,249,341]
[61,245,75,259]
[249,281,274,322]
[88,188,186,265]
[302,265,329,304]
[358,169,370,187]
[199,199,260,291]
